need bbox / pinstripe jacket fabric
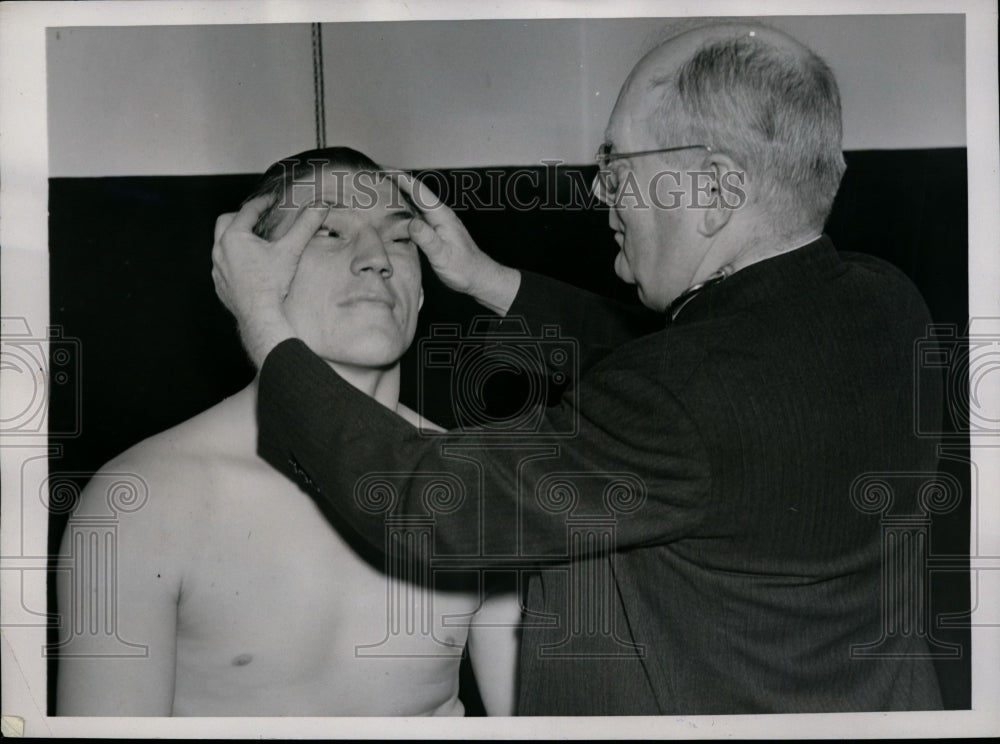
[257,236,944,714]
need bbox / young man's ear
[696,151,742,238]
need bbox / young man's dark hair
[245,146,418,239]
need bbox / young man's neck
[239,360,402,450]
[326,360,402,411]
[250,355,402,411]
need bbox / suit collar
[667,235,840,325]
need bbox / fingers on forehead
[376,170,424,215]
[398,176,443,213]
[386,170,430,206]
[280,203,331,245]
[214,212,238,242]
[230,195,273,231]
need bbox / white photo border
[1,0,997,739]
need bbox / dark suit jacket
[257,236,944,714]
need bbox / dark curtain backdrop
[47,148,970,713]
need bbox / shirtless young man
[56,147,520,716]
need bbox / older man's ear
[696,152,741,238]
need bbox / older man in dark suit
[212,23,944,714]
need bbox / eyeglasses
[592,143,713,205]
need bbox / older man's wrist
[240,304,295,368]
[470,263,521,317]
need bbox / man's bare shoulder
[138,386,254,458]
[75,388,258,533]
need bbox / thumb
[409,218,444,257]
[214,212,238,244]
[277,204,330,259]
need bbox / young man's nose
[349,227,393,277]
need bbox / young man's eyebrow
[396,187,422,217]
[300,193,417,221]
[293,199,346,214]
[298,200,415,227]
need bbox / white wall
[773,15,966,154]
[47,24,316,177]
[47,15,965,176]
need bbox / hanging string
[311,23,327,149]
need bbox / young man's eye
[323,229,341,238]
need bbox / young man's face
[272,167,423,370]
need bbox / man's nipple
[232,653,253,667]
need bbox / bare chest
[171,469,478,715]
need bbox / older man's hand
[395,173,521,317]
[210,196,329,367]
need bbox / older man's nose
[350,227,393,277]
[592,171,612,207]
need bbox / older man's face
[602,58,707,312]
[273,168,423,369]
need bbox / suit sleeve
[258,335,711,559]
[507,271,662,374]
